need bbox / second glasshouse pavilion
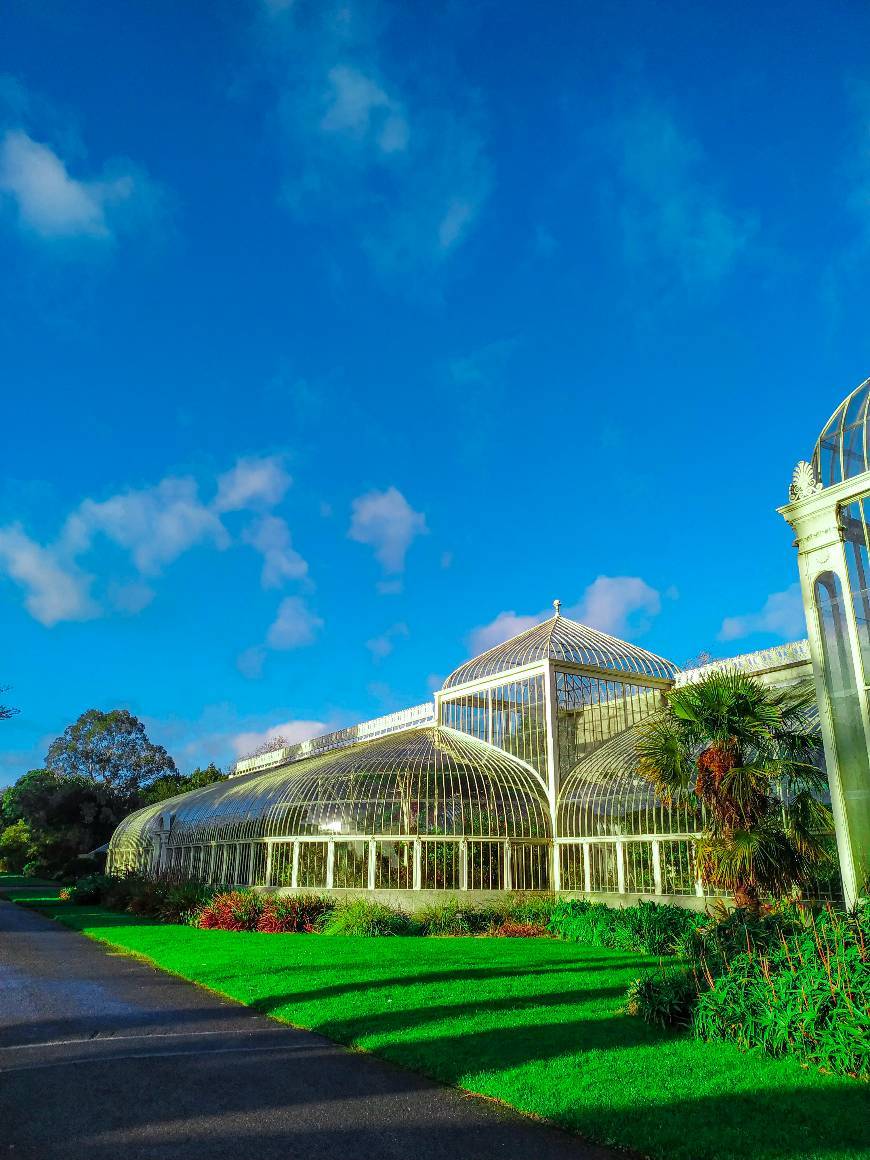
[109,372,870,907]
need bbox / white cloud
[231,718,326,758]
[321,65,408,154]
[266,596,324,649]
[0,128,158,242]
[213,455,291,513]
[567,575,662,637]
[718,583,806,642]
[65,477,228,575]
[258,2,490,270]
[0,524,97,626]
[1,454,305,627]
[348,486,427,575]
[468,610,543,655]
[366,621,408,660]
[466,575,666,657]
[242,514,307,588]
[609,102,754,286]
[237,645,267,680]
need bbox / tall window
[814,571,870,805]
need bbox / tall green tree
[141,763,227,805]
[1,769,131,877]
[44,709,177,799]
[637,670,834,911]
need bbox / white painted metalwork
[441,611,678,690]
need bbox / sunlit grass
[14,890,868,1160]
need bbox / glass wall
[440,674,548,778]
[556,672,661,774]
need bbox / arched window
[814,571,870,791]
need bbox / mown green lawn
[10,886,867,1160]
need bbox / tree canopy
[141,763,227,805]
[637,670,834,909]
[44,708,177,798]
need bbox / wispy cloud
[348,486,427,583]
[253,0,491,271]
[466,575,667,656]
[718,583,805,642]
[266,595,324,649]
[0,524,97,627]
[0,455,306,626]
[231,718,328,759]
[0,127,162,244]
[366,620,408,660]
[607,101,754,286]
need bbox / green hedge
[548,898,704,954]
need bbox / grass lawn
[9,885,867,1160]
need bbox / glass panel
[250,842,268,886]
[333,841,368,888]
[588,843,618,892]
[559,843,586,890]
[815,570,870,881]
[236,843,251,886]
[510,843,551,891]
[659,839,696,895]
[623,842,655,894]
[297,842,327,888]
[271,843,294,886]
[374,841,413,889]
[421,840,460,889]
[467,840,505,890]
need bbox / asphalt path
[0,900,617,1160]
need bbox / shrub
[68,872,116,904]
[499,892,559,927]
[320,898,418,937]
[693,905,870,1080]
[257,894,333,933]
[416,898,480,936]
[196,890,264,931]
[549,898,702,955]
[155,881,215,924]
[626,969,697,1028]
[489,920,548,938]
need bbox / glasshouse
[108,374,870,907]
[107,606,811,906]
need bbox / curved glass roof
[812,376,870,487]
[109,726,551,866]
[557,723,703,838]
[443,612,678,689]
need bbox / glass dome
[108,726,552,877]
[557,723,703,838]
[443,612,678,690]
[811,376,870,487]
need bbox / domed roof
[811,376,870,487]
[442,610,678,690]
[108,726,551,871]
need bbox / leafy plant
[627,969,697,1028]
[637,671,834,911]
[257,894,333,933]
[489,920,548,937]
[415,897,478,935]
[549,898,703,954]
[197,890,264,931]
[320,898,418,936]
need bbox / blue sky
[1,0,868,782]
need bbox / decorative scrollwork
[789,460,823,501]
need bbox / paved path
[0,901,615,1160]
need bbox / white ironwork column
[291,841,300,889]
[265,841,274,888]
[652,840,662,895]
[326,840,335,889]
[616,841,626,893]
[367,839,377,890]
[413,839,422,890]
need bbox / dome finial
[553,598,561,617]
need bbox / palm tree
[637,670,834,911]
